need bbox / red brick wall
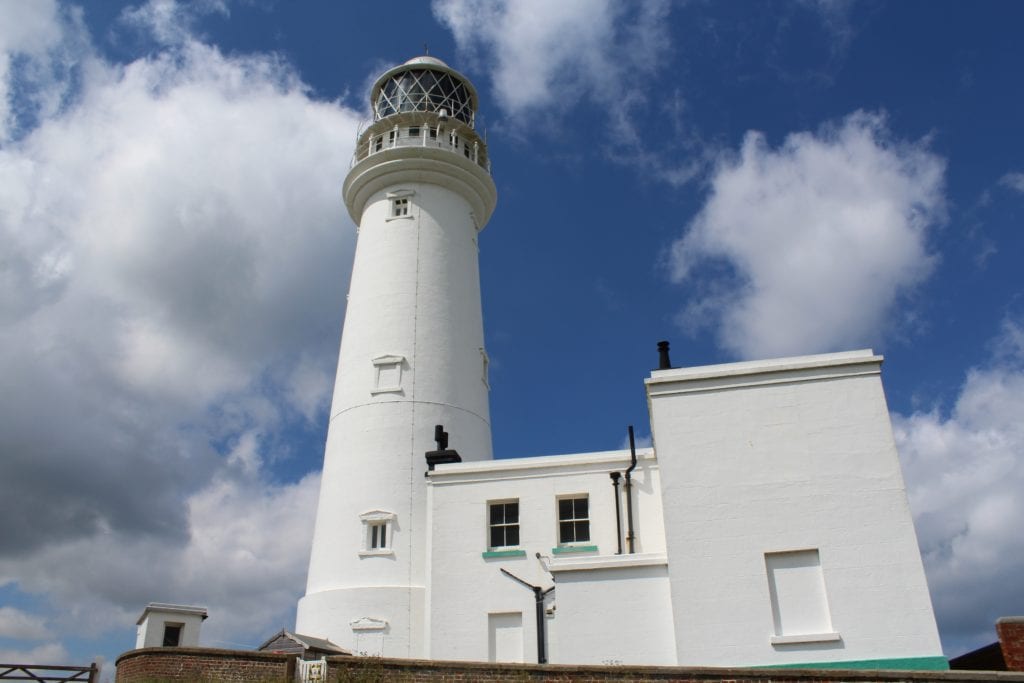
[116,648,1024,683]
[115,647,293,682]
[998,617,1024,672]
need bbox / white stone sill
[548,552,667,573]
[769,632,842,645]
[358,549,395,558]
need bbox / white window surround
[350,617,388,632]
[359,510,396,557]
[385,189,415,221]
[770,632,842,645]
[371,355,404,394]
[765,548,840,646]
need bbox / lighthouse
[296,56,497,658]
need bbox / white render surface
[647,350,943,667]
[135,603,206,649]
[298,57,497,659]
[426,449,671,665]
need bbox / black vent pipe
[625,425,638,554]
[657,340,672,370]
[424,424,462,473]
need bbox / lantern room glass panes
[376,69,475,125]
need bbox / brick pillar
[997,616,1024,672]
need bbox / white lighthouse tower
[296,56,496,658]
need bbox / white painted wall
[647,350,943,668]
[426,449,673,665]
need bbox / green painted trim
[757,656,949,671]
[481,549,526,559]
[552,545,599,555]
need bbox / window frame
[385,189,415,222]
[556,495,591,546]
[359,510,396,557]
[162,623,183,647]
[488,500,520,550]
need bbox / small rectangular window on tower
[488,500,519,549]
[359,510,396,556]
[385,190,414,221]
[369,521,387,549]
[558,496,590,545]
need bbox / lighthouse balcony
[352,118,490,174]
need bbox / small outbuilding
[135,603,208,649]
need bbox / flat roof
[137,603,208,625]
[647,349,881,385]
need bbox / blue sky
[1,0,1023,676]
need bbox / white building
[136,603,207,649]
[296,56,945,671]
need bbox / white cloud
[120,0,228,46]
[0,606,52,640]
[0,0,358,658]
[999,171,1024,193]
[894,319,1024,654]
[433,0,697,184]
[434,1,669,117]
[0,642,70,666]
[0,0,71,141]
[667,111,945,359]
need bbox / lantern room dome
[371,56,479,127]
[403,55,449,68]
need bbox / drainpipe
[625,425,638,554]
[500,569,554,664]
[609,472,623,555]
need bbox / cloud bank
[667,111,945,359]
[0,0,358,659]
[895,319,1024,654]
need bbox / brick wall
[998,617,1024,672]
[115,647,294,682]
[116,648,1024,683]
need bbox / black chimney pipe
[657,340,672,370]
[610,472,623,555]
[625,426,638,554]
[424,424,461,472]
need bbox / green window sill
[552,544,598,555]
[482,549,526,559]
